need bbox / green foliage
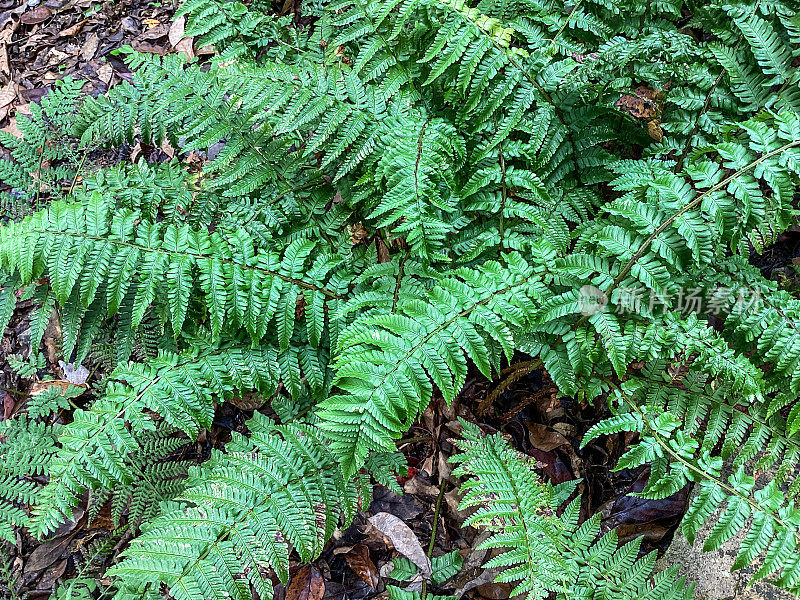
[0,389,66,542]
[451,421,695,600]
[0,78,85,221]
[109,414,365,600]
[387,549,462,586]
[431,550,463,585]
[30,343,281,537]
[1,0,800,597]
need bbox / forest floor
[2,1,800,599]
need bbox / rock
[656,481,795,600]
[656,528,790,599]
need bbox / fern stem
[549,0,584,48]
[421,478,447,600]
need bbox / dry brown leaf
[647,119,663,142]
[286,565,325,600]
[97,62,113,85]
[131,40,170,55]
[474,581,511,600]
[170,17,195,60]
[20,6,51,25]
[0,21,17,45]
[36,558,68,591]
[23,534,74,574]
[344,544,379,590]
[59,18,88,37]
[634,84,664,102]
[160,138,176,158]
[2,391,13,421]
[526,422,569,452]
[174,37,195,61]
[0,81,18,121]
[368,512,432,576]
[139,24,169,40]
[2,116,23,139]
[81,32,99,60]
[0,43,8,76]
[42,307,61,365]
[614,94,658,119]
[168,16,186,46]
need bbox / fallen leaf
[37,558,68,590]
[369,512,432,577]
[81,32,99,60]
[526,422,569,452]
[174,37,195,60]
[474,581,511,599]
[20,5,51,24]
[0,43,8,76]
[58,360,91,384]
[169,16,194,60]
[344,544,379,590]
[286,565,325,600]
[614,94,658,119]
[168,15,185,46]
[1,116,22,138]
[160,138,176,158]
[2,391,13,420]
[42,307,61,365]
[131,39,169,55]
[97,62,113,85]
[634,84,664,102]
[23,534,74,574]
[0,81,18,120]
[647,119,663,142]
[0,20,17,45]
[138,23,169,40]
[59,18,87,36]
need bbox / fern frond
[318,251,551,476]
[452,421,695,600]
[30,343,280,537]
[109,415,364,600]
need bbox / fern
[109,414,365,600]
[2,0,800,596]
[0,390,67,542]
[450,420,695,600]
[30,343,281,537]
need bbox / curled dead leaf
[59,18,88,37]
[286,565,325,600]
[344,544,379,590]
[368,512,432,577]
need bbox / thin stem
[421,478,447,600]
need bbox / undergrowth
[1,0,800,598]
